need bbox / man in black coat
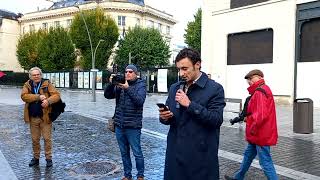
[159,48,226,180]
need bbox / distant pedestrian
[21,67,61,168]
[104,64,146,180]
[159,48,226,180]
[225,69,278,180]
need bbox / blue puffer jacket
[104,78,146,129]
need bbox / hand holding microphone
[176,83,184,108]
[175,88,191,108]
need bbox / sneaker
[224,174,237,180]
[46,159,53,167]
[137,177,144,180]
[29,158,39,167]
[121,177,132,180]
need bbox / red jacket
[245,79,278,146]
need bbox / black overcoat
[160,73,225,180]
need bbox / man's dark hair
[175,48,201,65]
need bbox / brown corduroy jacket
[21,79,60,124]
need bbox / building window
[300,18,320,62]
[227,29,273,65]
[54,21,60,28]
[29,24,35,32]
[231,0,269,9]
[148,20,154,28]
[136,18,140,26]
[118,16,126,26]
[158,23,162,32]
[166,26,170,35]
[66,19,72,28]
[42,23,48,30]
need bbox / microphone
[176,80,186,109]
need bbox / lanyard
[33,82,42,94]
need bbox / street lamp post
[75,6,96,102]
[92,39,105,100]
[129,52,132,64]
[93,39,105,63]
[129,52,140,64]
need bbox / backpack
[49,99,66,122]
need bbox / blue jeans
[115,127,144,178]
[235,143,278,180]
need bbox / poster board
[89,72,93,89]
[84,72,89,88]
[78,72,84,88]
[65,72,69,88]
[51,73,56,87]
[55,73,60,87]
[59,73,64,87]
[96,71,103,89]
[157,69,168,92]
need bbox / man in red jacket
[225,69,278,180]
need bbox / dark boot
[29,158,39,167]
[46,159,53,167]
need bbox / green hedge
[0,71,29,86]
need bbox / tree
[16,30,45,70]
[184,8,201,53]
[115,26,170,70]
[38,27,76,71]
[69,8,119,70]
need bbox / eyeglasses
[125,71,134,74]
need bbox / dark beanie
[125,64,138,73]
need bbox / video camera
[229,96,251,125]
[111,64,125,85]
[112,74,125,85]
[229,114,245,125]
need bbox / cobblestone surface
[219,124,320,177]
[0,104,168,180]
[0,104,292,180]
[0,87,318,180]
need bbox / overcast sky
[0,0,202,45]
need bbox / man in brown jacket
[21,67,60,167]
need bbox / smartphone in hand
[156,103,169,111]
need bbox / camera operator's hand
[117,80,129,89]
[109,74,116,83]
[159,108,173,121]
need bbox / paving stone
[0,87,319,180]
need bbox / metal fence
[0,67,179,93]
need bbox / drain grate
[69,160,119,178]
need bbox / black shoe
[224,174,237,180]
[29,158,39,167]
[46,159,53,167]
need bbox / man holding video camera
[104,64,146,180]
[225,69,278,180]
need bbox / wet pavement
[0,86,319,179]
